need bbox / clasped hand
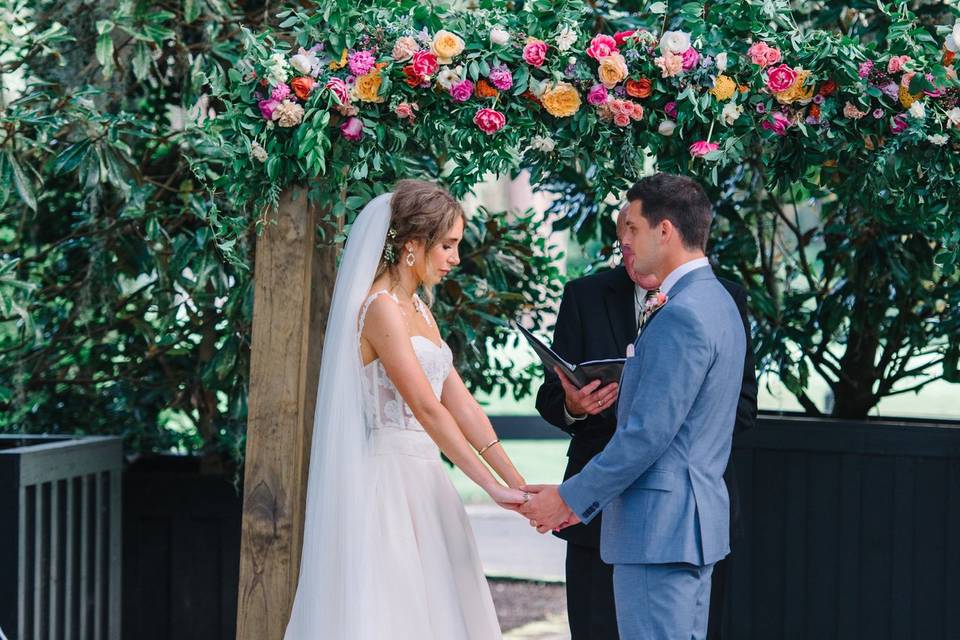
[517,484,580,534]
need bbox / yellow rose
[431,30,465,64]
[541,82,582,118]
[597,53,628,89]
[329,49,348,70]
[898,85,921,108]
[354,71,384,103]
[774,69,814,105]
[709,74,736,101]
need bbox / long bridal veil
[284,193,393,640]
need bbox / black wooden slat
[805,452,840,639]
[79,475,90,640]
[65,478,76,640]
[23,485,35,640]
[859,455,895,639]
[752,450,786,635]
[836,453,862,639]
[781,451,807,639]
[912,457,945,639]
[94,473,105,640]
[728,447,754,639]
[34,482,48,640]
[945,460,960,636]
[890,456,915,639]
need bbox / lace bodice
[359,290,453,433]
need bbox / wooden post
[236,188,337,640]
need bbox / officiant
[535,205,758,640]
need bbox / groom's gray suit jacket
[559,265,745,566]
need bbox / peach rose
[540,82,582,117]
[431,30,465,64]
[290,76,315,101]
[598,53,628,89]
[392,36,420,62]
[626,77,652,99]
[354,71,384,103]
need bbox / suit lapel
[604,267,637,355]
[636,265,716,340]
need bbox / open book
[514,322,625,389]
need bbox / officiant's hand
[555,367,619,417]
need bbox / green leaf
[96,31,114,77]
[6,152,36,211]
[184,0,202,24]
[132,42,152,81]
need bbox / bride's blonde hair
[377,180,466,303]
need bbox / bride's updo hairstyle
[377,180,466,301]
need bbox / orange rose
[476,79,499,98]
[944,50,956,66]
[540,82,581,117]
[291,76,315,101]
[626,77,652,99]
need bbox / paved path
[466,503,567,582]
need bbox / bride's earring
[405,247,416,267]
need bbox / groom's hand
[555,367,619,418]
[519,484,574,533]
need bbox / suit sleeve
[731,286,758,435]
[535,281,591,436]
[559,306,712,522]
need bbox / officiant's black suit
[535,265,758,640]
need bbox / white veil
[283,192,393,639]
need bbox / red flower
[402,64,423,87]
[290,76,315,101]
[411,51,438,77]
[613,30,636,47]
[818,79,837,96]
[473,108,506,134]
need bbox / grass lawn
[447,439,570,504]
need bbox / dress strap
[412,293,433,327]
[359,289,400,338]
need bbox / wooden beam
[236,188,336,640]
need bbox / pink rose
[664,101,678,119]
[689,140,720,157]
[392,36,420,62]
[858,60,874,78]
[764,47,781,66]
[523,40,548,68]
[488,65,513,90]
[887,55,910,74]
[412,51,438,77]
[258,99,279,120]
[765,63,797,93]
[586,34,618,60]
[324,77,350,105]
[270,82,291,102]
[473,107,506,134]
[395,102,418,121]
[348,50,376,76]
[889,114,908,135]
[340,116,363,141]
[748,42,779,67]
[449,79,474,102]
[761,111,790,136]
[681,47,700,71]
[923,73,944,97]
[587,84,608,106]
[613,114,631,127]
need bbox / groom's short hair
[626,173,713,250]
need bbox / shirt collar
[660,256,710,296]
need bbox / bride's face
[414,216,464,287]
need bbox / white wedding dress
[355,290,501,639]
[283,192,501,640]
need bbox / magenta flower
[681,47,700,71]
[587,84,609,106]
[270,83,291,102]
[488,65,513,91]
[689,140,719,158]
[258,99,280,120]
[340,116,363,141]
[889,115,908,134]
[449,79,474,102]
[664,101,678,119]
[858,61,874,78]
[348,50,376,76]
[761,111,790,136]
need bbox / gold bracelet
[477,439,500,456]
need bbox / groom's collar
[660,256,711,296]
[665,261,714,300]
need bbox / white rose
[266,53,289,84]
[946,106,960,127]
[945,23,960,53]
[556,26,578,52]
[531,135,557,152]
[909,101,926,119]
[648,2,667,14]
[715,52,728,72]
[721,102,743,126]
[490,27,510,46]
[437,66,462,89]
[927,133,949,146]
[568,56,577,66]
[659,30,691,55]
[250,141,268,162]
[658,119,677,136]
[290,53,312,75]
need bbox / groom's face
[621,200,661,278]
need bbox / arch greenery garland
[195,0,960,418]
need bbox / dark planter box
[121,455,241,640]
[0,434,123,640]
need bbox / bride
[284,180,528,639]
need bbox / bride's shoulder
[359,288,405,334]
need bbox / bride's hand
[489,485,526,512]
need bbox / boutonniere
[639,291,668,330]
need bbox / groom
[522,173,746,639]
